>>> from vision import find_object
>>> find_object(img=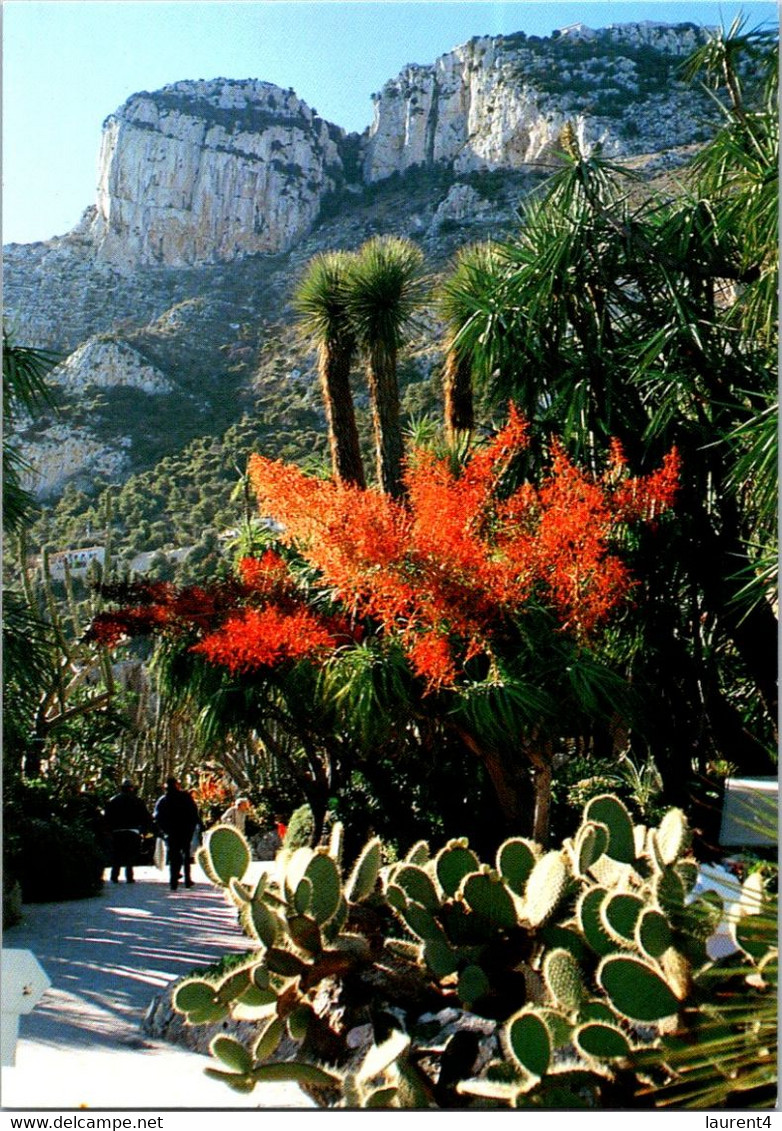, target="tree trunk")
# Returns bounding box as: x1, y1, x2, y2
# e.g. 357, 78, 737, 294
366, 343, 404, 498
320, 342, 365, 488
525, 739, 554, 846
453, 725, 534, 837
443, 346, 474, 444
